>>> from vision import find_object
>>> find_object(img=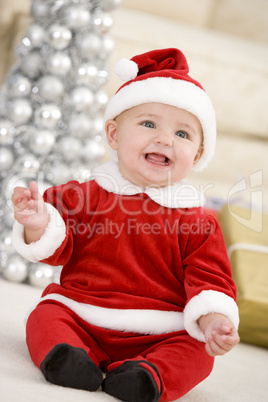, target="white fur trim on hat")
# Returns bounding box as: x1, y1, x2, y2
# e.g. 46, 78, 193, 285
183, 290, 240, 343
104, 77, 216, 171
114, 58, 138, 81
11, 203, 66, 263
